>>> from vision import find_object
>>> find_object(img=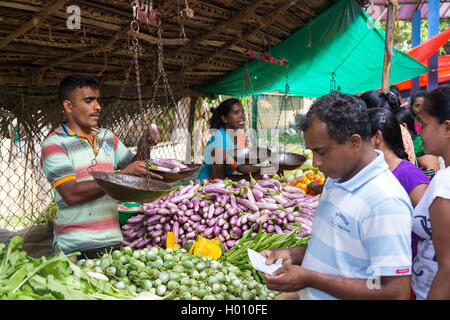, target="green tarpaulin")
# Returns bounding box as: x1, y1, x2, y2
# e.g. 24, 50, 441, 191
201, 0, 430, 98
